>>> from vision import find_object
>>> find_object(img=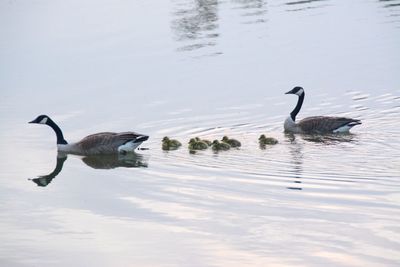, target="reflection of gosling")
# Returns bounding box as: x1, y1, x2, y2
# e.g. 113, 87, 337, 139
188, 138, 208, 150
221, 136, 241, 148
162, 136, 182, 150
211, 140, 231, 151
259, 134, 278, 145
195, 137, 212, 146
